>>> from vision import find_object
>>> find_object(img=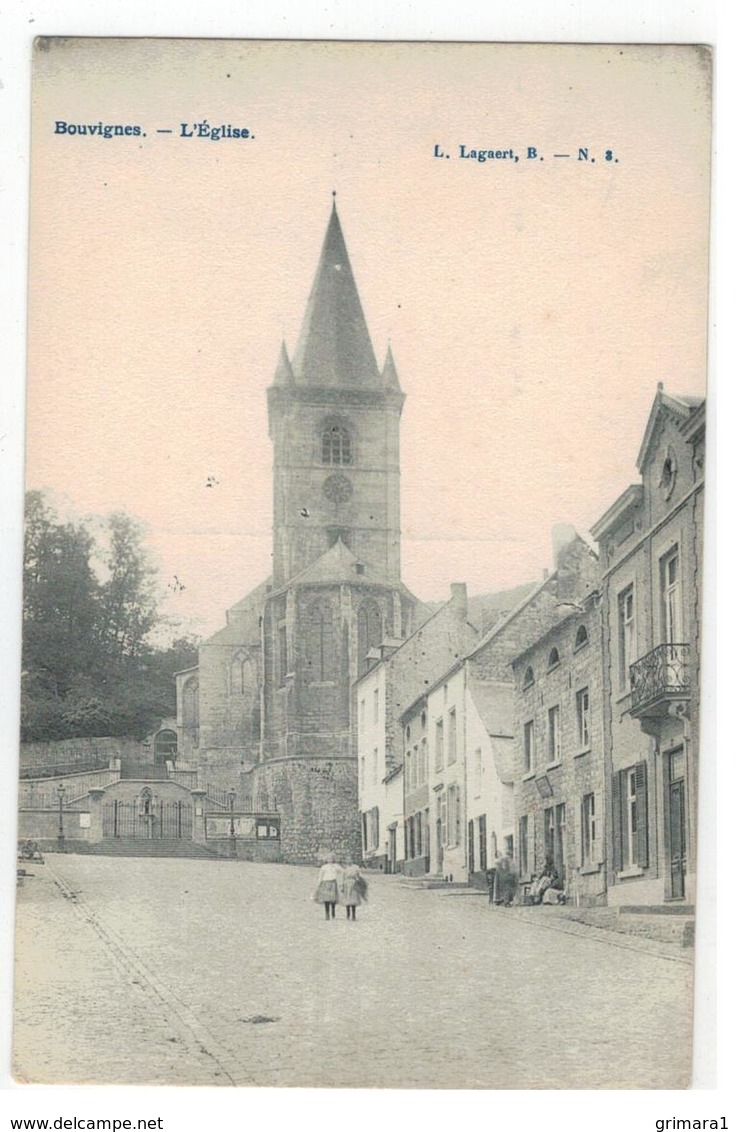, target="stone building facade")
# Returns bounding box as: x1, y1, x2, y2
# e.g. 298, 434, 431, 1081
511, 597, 607, 906
592, 386, 704, 907
356, 583, 478, 871
399, 694, 431, 877
176, 204, 427, 862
